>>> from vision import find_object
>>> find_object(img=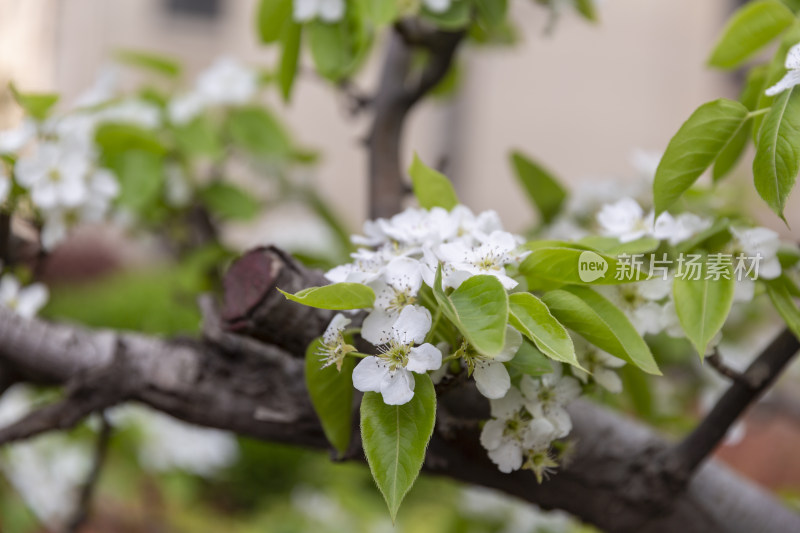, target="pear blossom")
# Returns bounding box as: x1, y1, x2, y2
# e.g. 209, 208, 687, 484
195, 57, 258, 105
765, 42, 800, 96
0, 274, 48, 318
597, 197, 653, 242
731, 226, 781, 280
361, 257, 426, 344
352, 305, 442, 405
318, 313, 355, 371
293, 0, 345, 23
520, 365, 581, 437
436, 230, 523, 289
95, 99, 161, 129
168, 92, 207, 125
0, 119, 36, 154
378, 207, 457, 249
480, 387, 559, 473
652, 212, 712, 245
598, 277, 674, 335
571, 337, 625, 393
462, 326, 523, 399
424, 0, 456, 13
0, 166, 10, 204
15, 143, 90, 209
